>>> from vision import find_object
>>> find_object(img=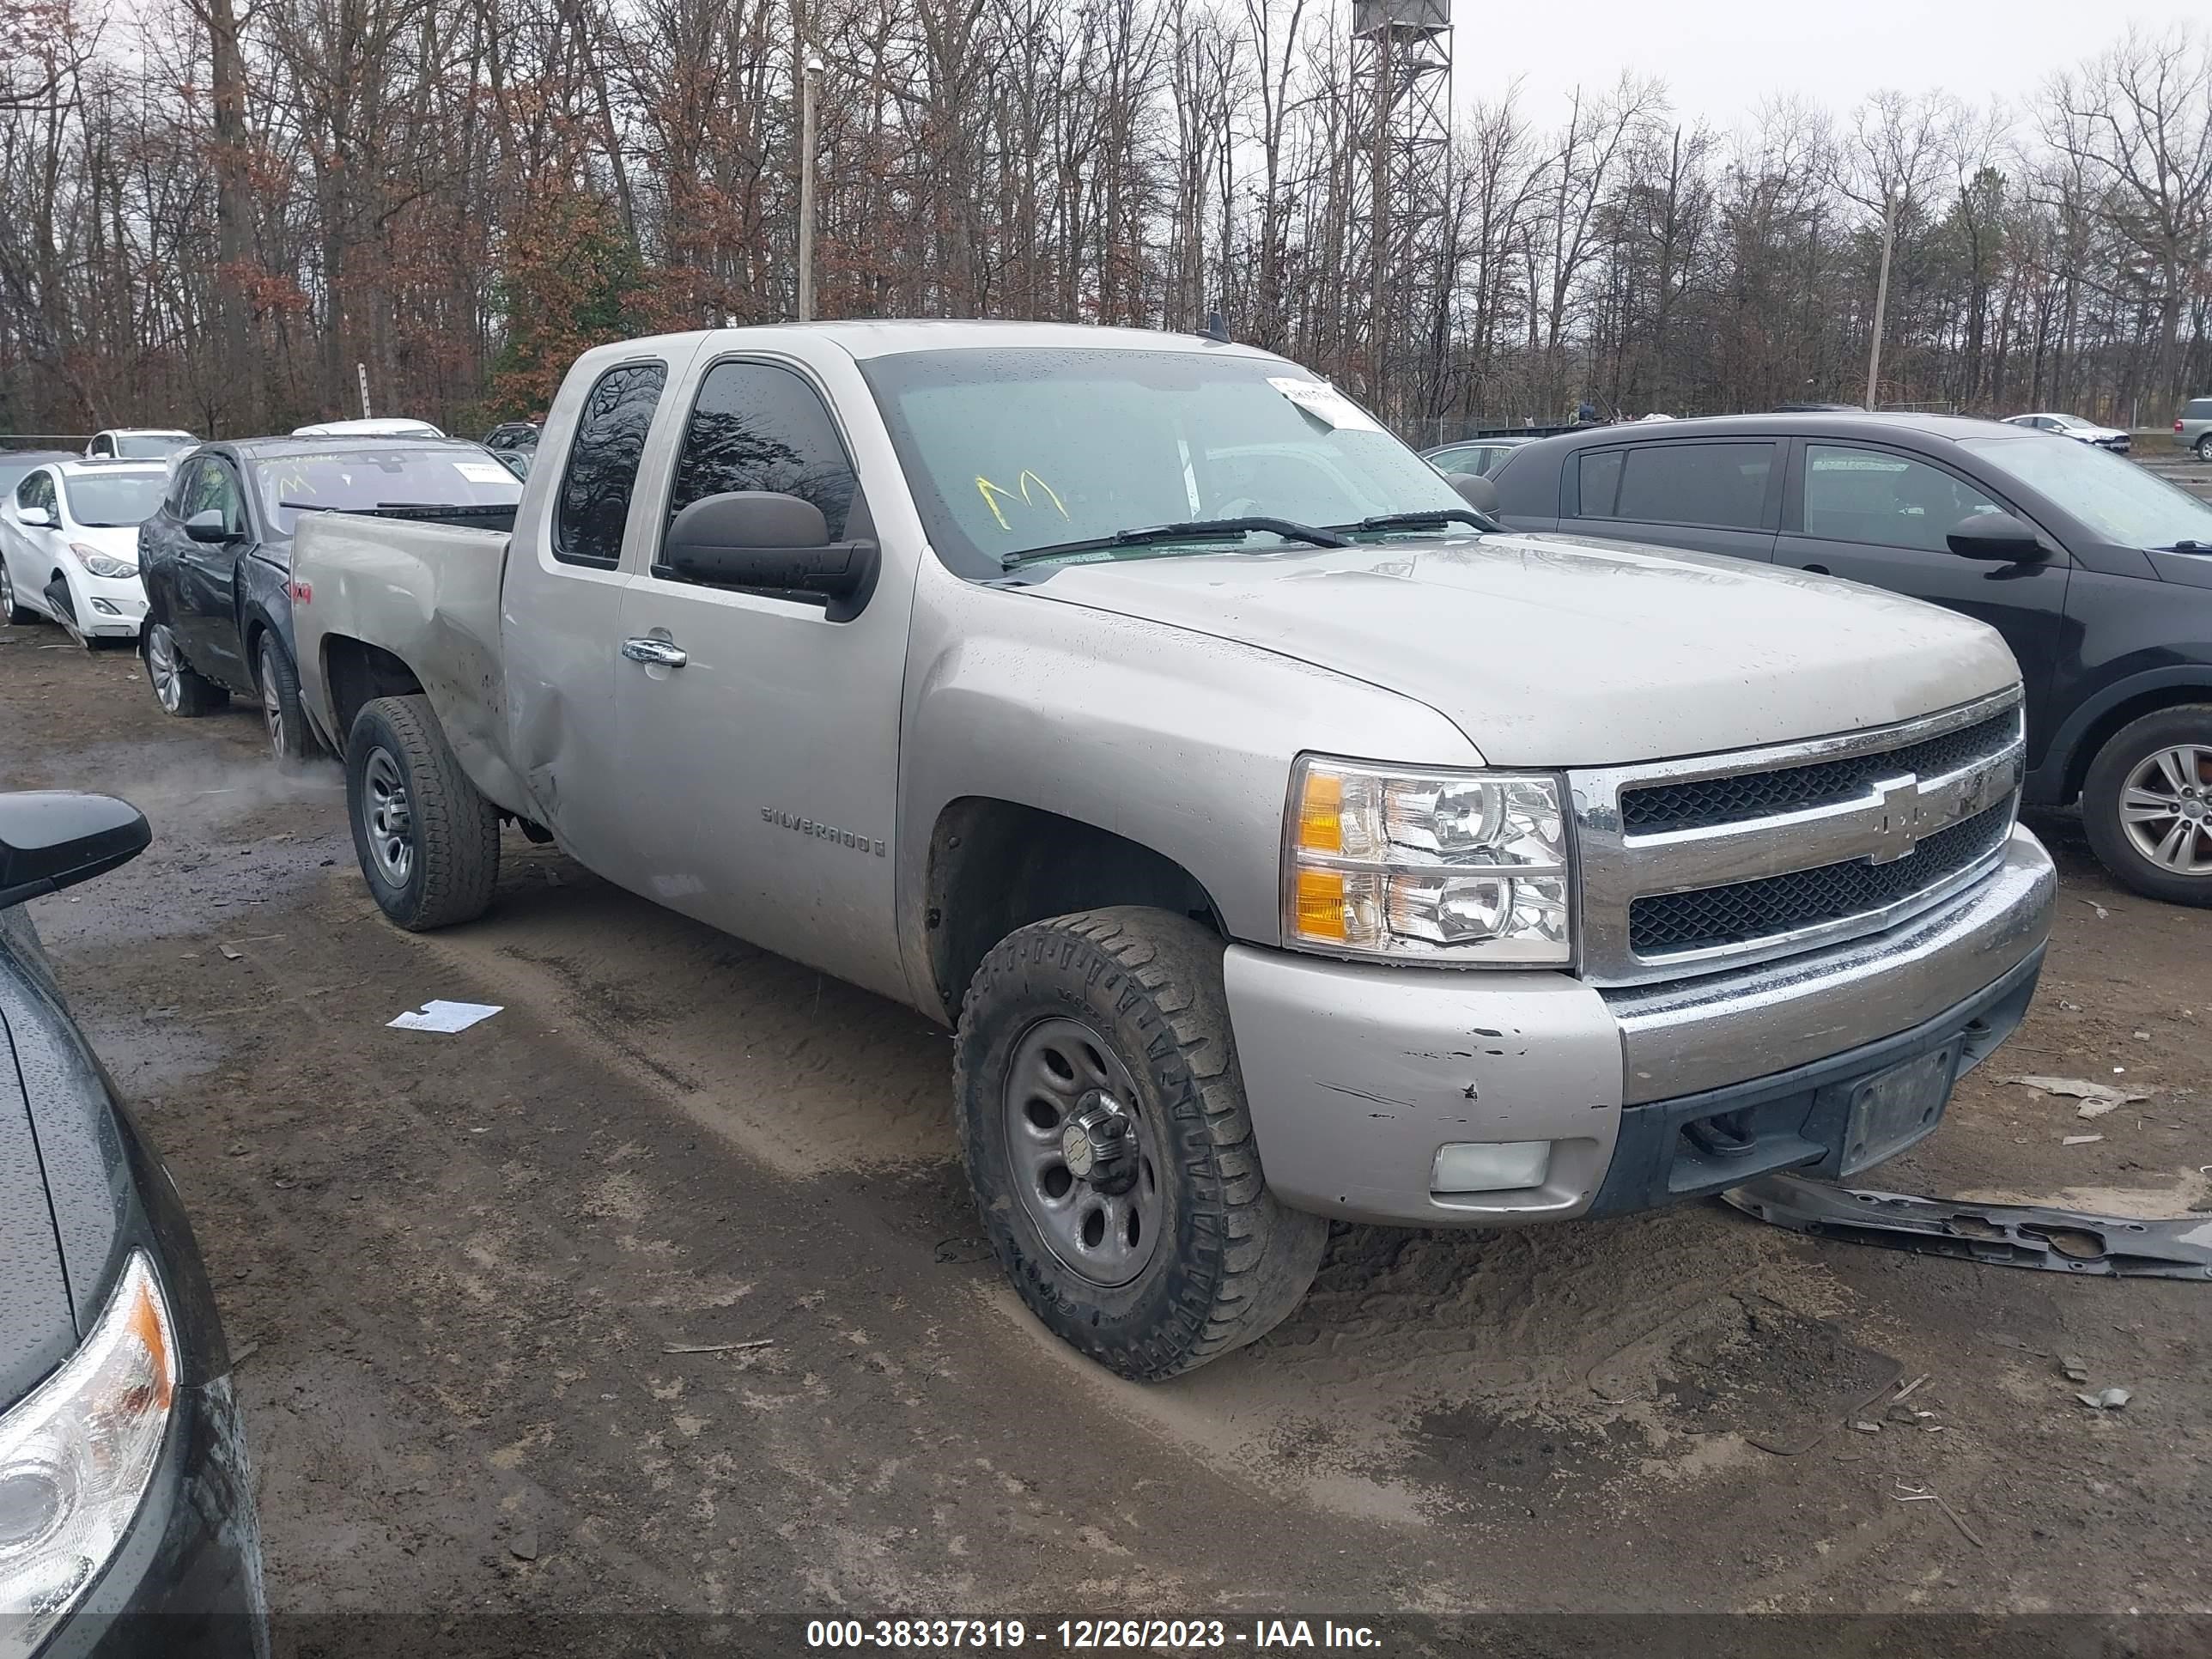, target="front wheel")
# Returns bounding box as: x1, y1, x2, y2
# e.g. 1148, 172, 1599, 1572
2081, 705, 2212, 906
345, 694, 500, 930
954, 907, 1327, 1381
256, 634, 316, 766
